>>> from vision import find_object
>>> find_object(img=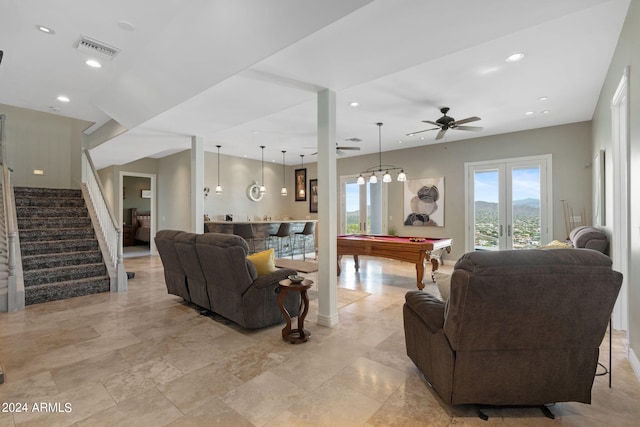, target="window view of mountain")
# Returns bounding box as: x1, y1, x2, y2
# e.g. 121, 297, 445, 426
475, 198, 541, 249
